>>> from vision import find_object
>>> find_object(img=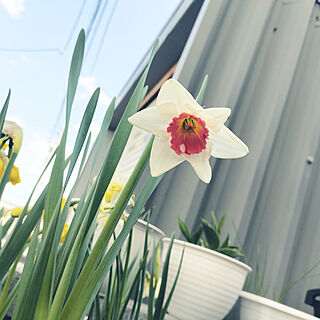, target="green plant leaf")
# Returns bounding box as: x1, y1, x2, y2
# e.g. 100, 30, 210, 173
0, 277, 19, 320
178, 218, 192, 242
66, 29, 85, 128
12, 222, 40, 319
217, 248, 243, 258
195, 74, 208, 105
77, 132, 91, 179
0, 186, 46, 280
0, 89, 10, 134
217, 214, 226, 235
211, 212, 219, 232
65, 87, 100, 184
153, 234, 175, 320
2, 217, 14, 238
0, 152, 18, 199
119, 253, 148, 320
133, 211, 150, 320
159, 247, 184, 320
201, 218, 220, 250
16, 196, 63, 320
59, 172, 163, 320
0, 247, 23, 310
58, 40, 159, 320
147, 244, 157, 320
190, 224, 203, 244
86, 40, 158, 229
221, 235, 230, 248
0, 148, 57, 281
